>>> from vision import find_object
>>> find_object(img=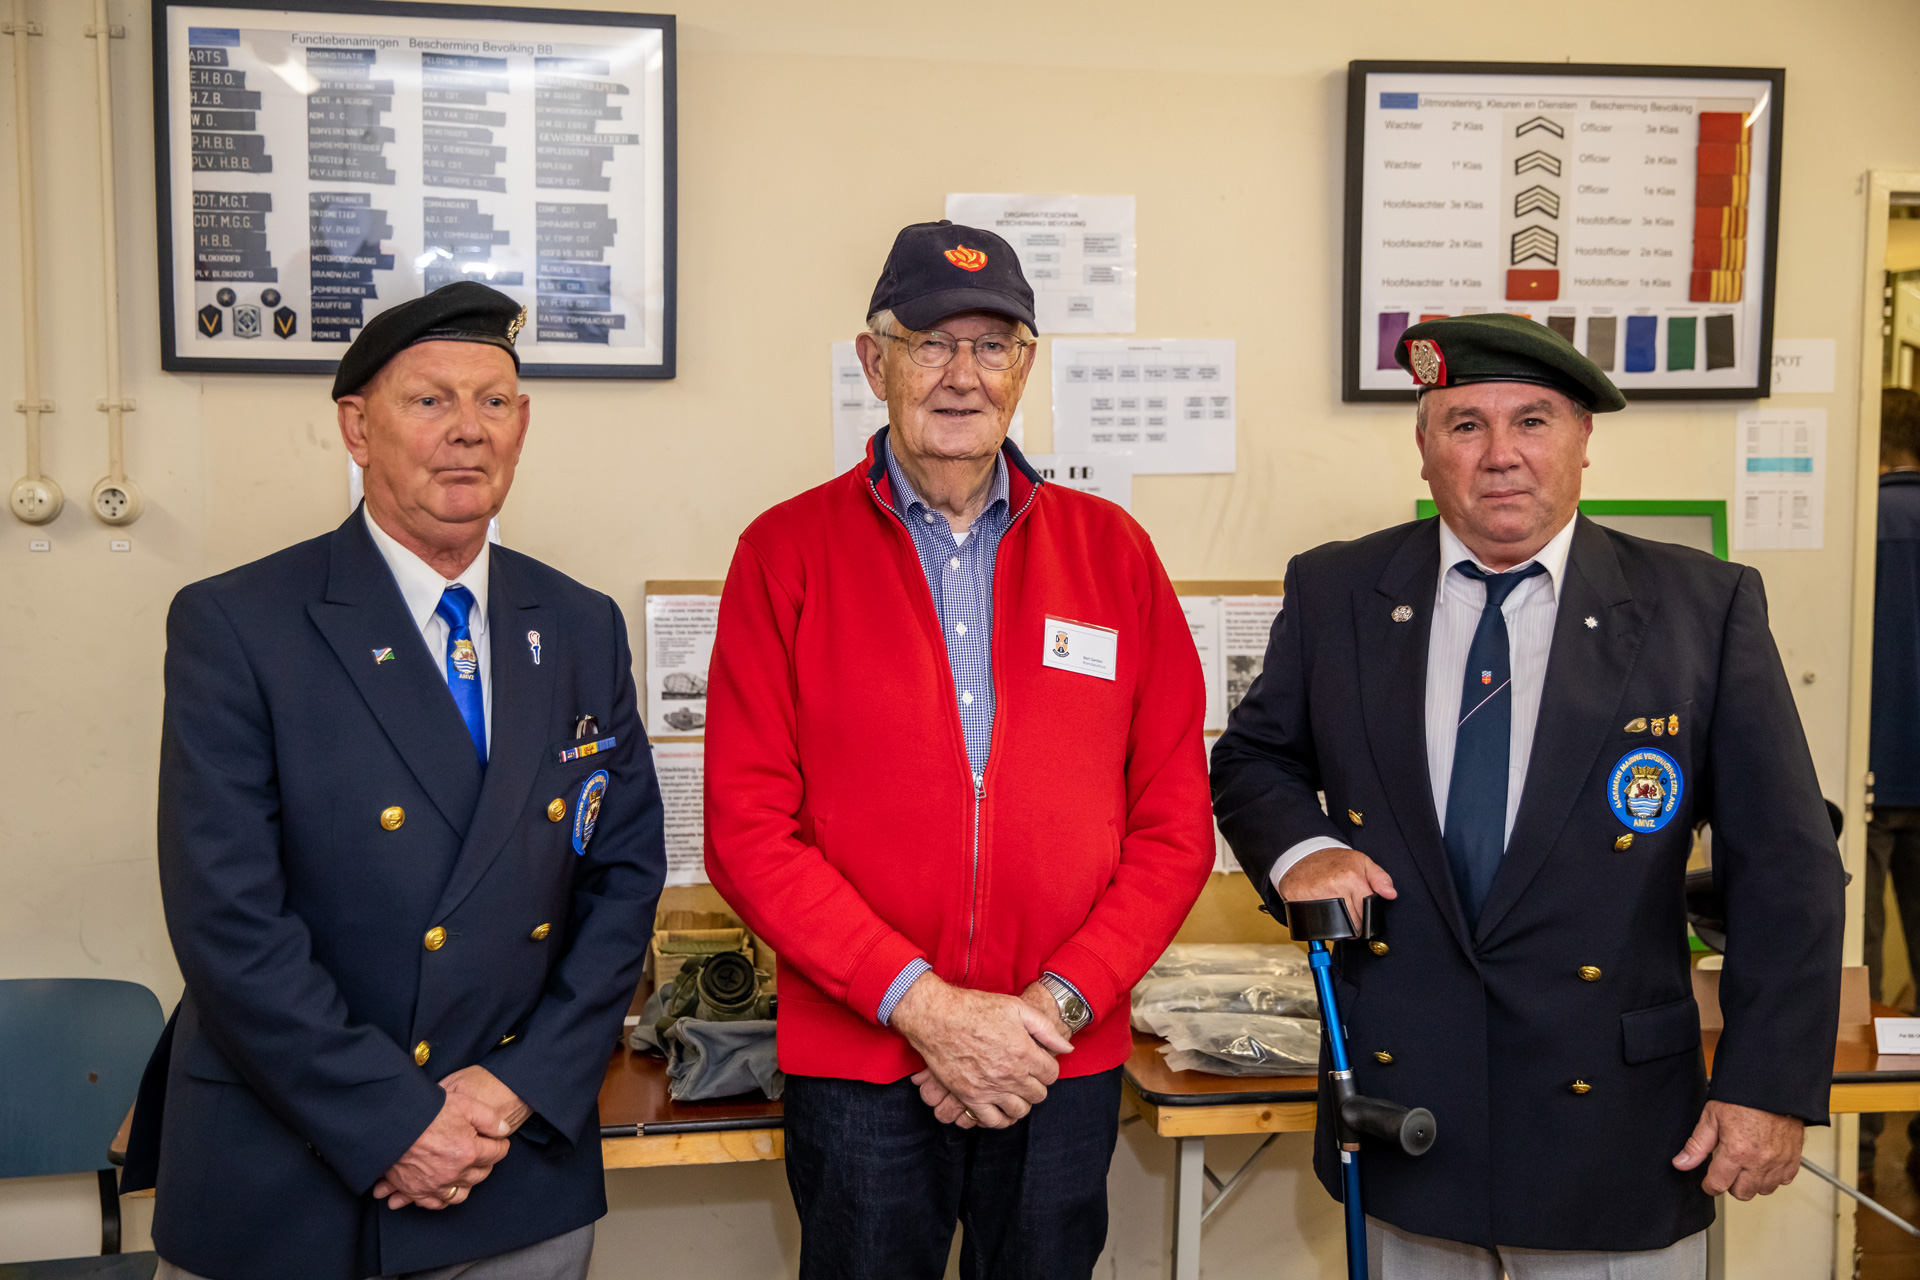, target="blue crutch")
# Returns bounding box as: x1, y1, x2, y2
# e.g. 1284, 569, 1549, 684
1283, 896, 1437, 1280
